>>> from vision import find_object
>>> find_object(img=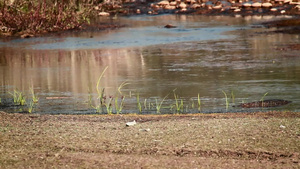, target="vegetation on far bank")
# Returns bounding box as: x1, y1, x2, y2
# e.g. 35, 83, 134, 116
0, 0, 97, 37
1, 0, 300, 37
